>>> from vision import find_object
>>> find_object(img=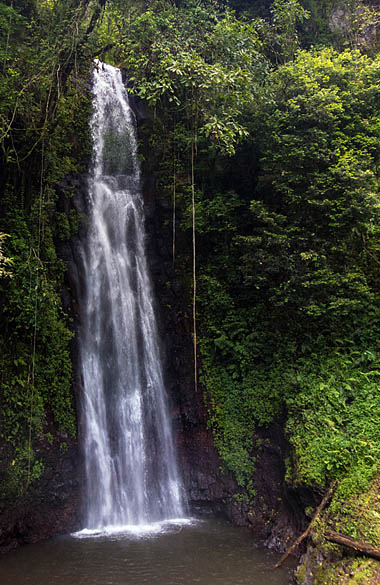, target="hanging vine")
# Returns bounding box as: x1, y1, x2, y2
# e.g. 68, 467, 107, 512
191, 134, 197, 393
26, 139, 45, 489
